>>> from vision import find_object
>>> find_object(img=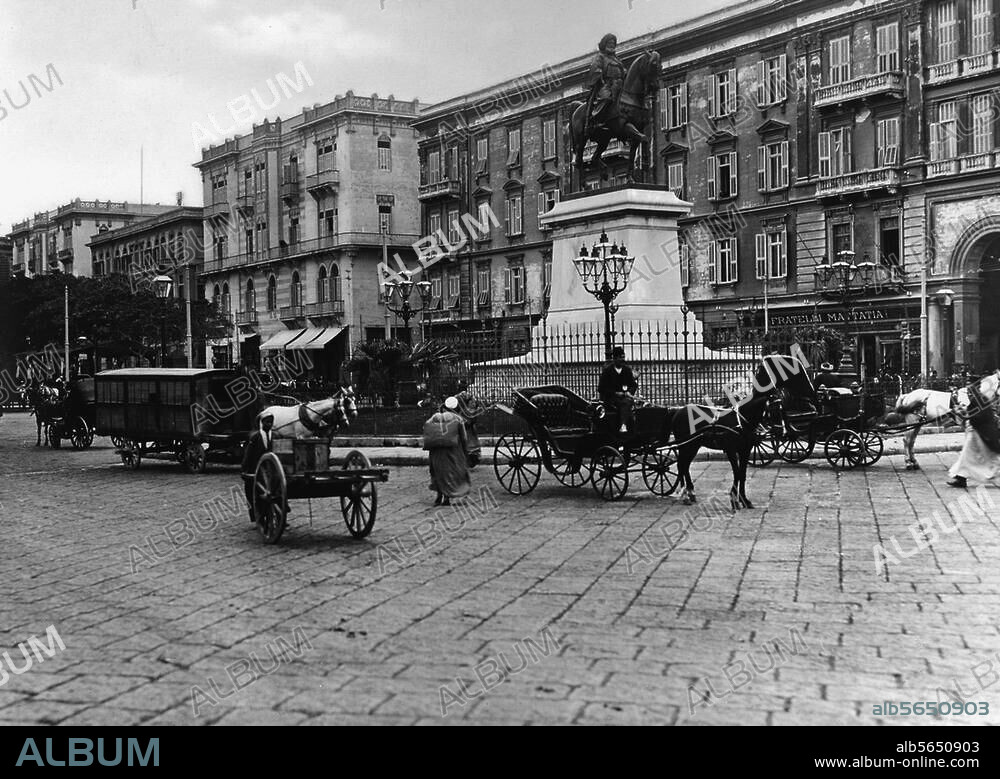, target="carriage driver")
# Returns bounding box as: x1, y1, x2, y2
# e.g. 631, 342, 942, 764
241, 413, 275, 523
599, 347, 639, 434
